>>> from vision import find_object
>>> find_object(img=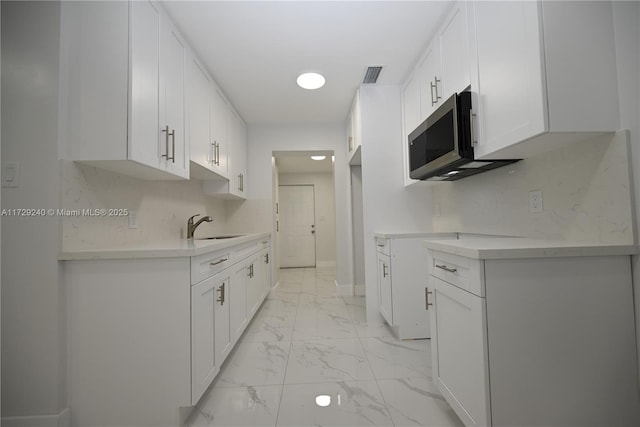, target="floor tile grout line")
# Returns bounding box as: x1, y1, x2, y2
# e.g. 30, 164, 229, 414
274, 268, 304, 427
356, 331, 398, 427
